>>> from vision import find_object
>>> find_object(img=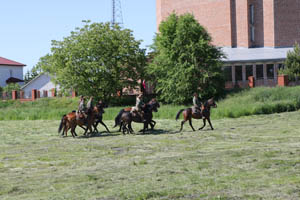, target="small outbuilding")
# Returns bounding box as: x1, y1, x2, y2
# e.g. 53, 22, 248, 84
21, 73, 60, 98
